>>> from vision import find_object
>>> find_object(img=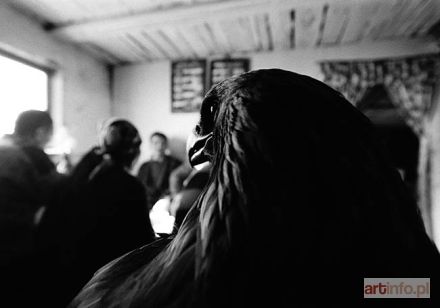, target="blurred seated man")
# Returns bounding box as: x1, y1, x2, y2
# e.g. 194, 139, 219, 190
169, 160, 193, 199
148, 156, 194, 235
170, 162, 211, 229
137, 132, 182, 210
